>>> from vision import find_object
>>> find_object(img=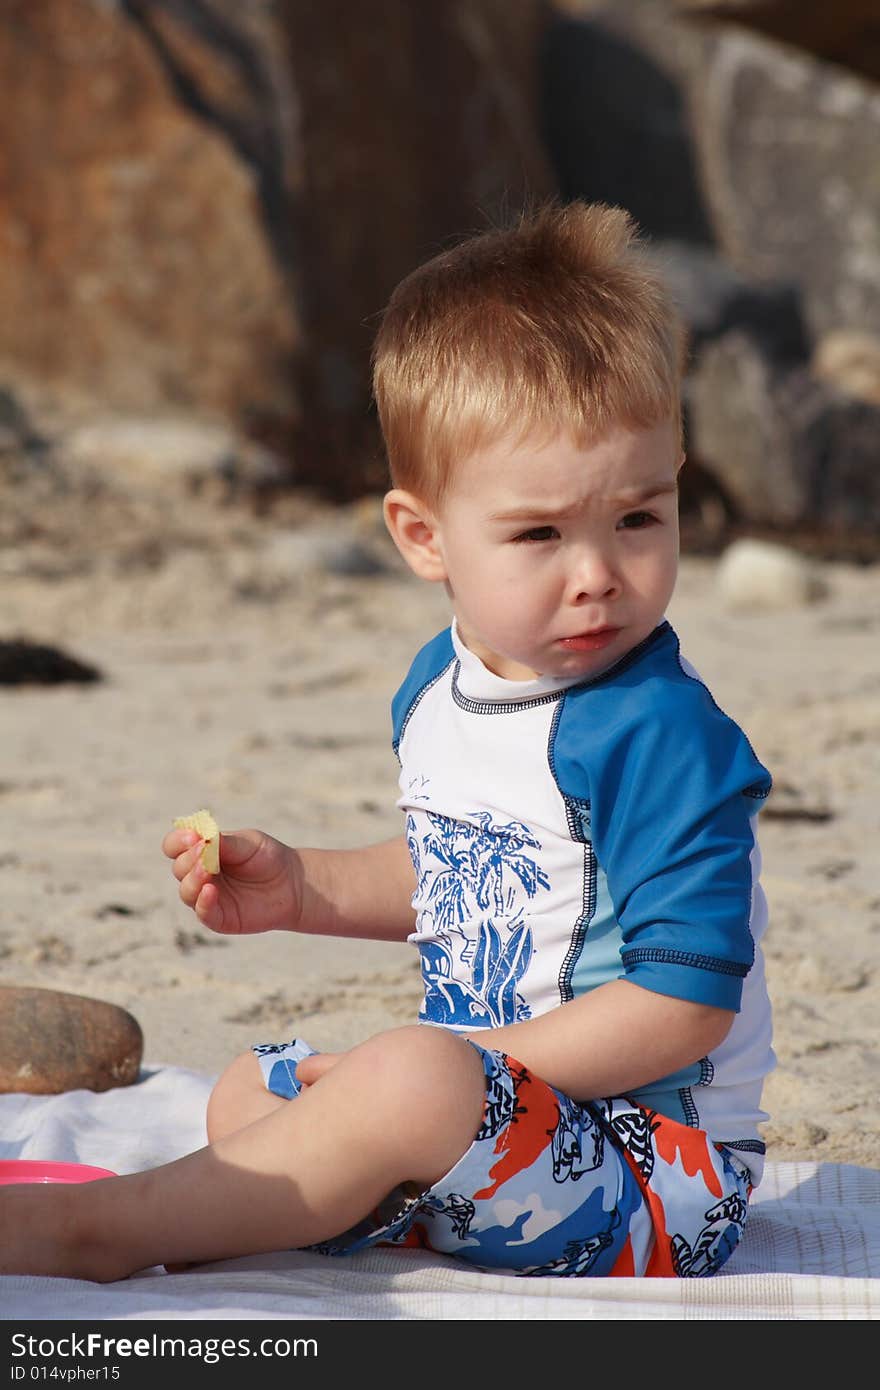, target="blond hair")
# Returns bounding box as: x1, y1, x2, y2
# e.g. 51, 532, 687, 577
372, 201, 687, 504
